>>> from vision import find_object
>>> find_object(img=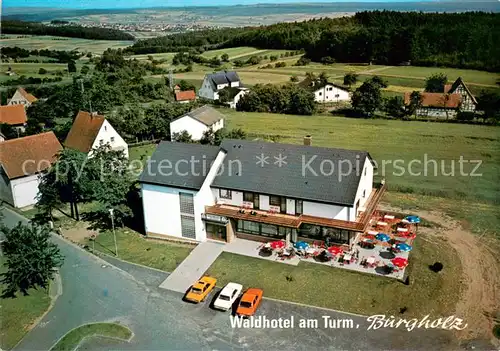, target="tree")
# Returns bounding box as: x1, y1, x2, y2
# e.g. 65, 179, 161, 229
269, 55, 278, 62
172, 130, 193, 143
407, 91, 424, 118
290, 75, 299, 83
368, 76, 388, 89
178, 79, 195, 92
200, 128, 216, 145
80, 65, 90, 75
221, 53, 229, 62
425, 73, 447, 92
343, 73, 358, 89
218, 87, 232, 104
476, 91, 500, 122
351, 81, 383, 117
294, 57, 311, 66
318, 72, 328, 84
0, 123, 18, 139
383, 96, 405, 118
236, 91, 264, 112
0, 223, 63, 297
67, 60, 77, 73
38, 68, 47, 74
